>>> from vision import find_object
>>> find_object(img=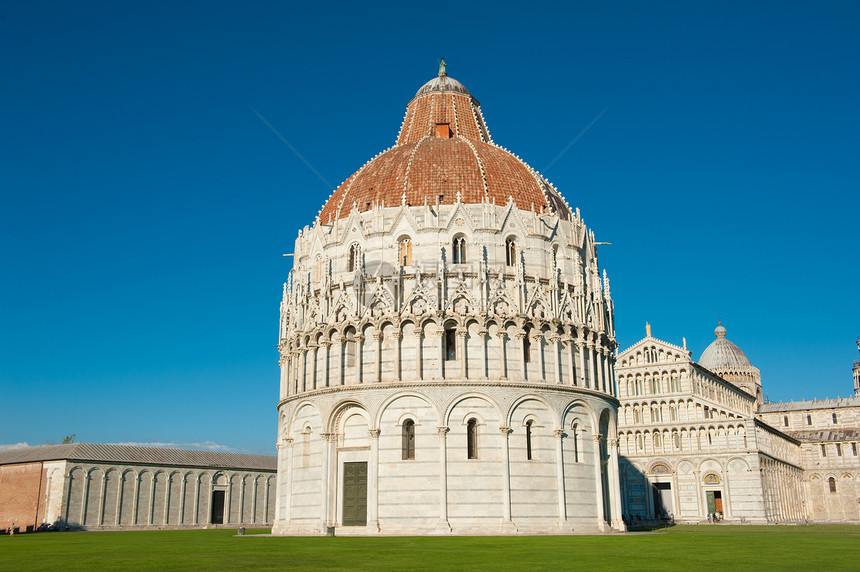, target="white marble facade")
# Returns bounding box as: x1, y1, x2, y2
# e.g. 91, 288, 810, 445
273, 61, 632, 537
273, 198, 624, 535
